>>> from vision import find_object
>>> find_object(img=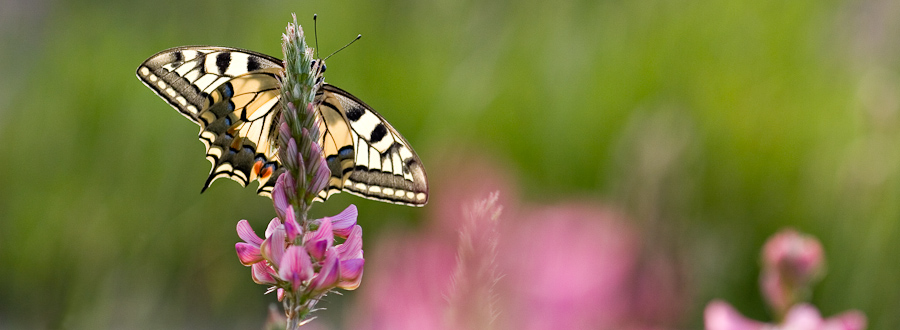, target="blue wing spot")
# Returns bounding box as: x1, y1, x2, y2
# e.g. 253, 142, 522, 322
338, 146, 354, 158
222, 82, 234, 98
